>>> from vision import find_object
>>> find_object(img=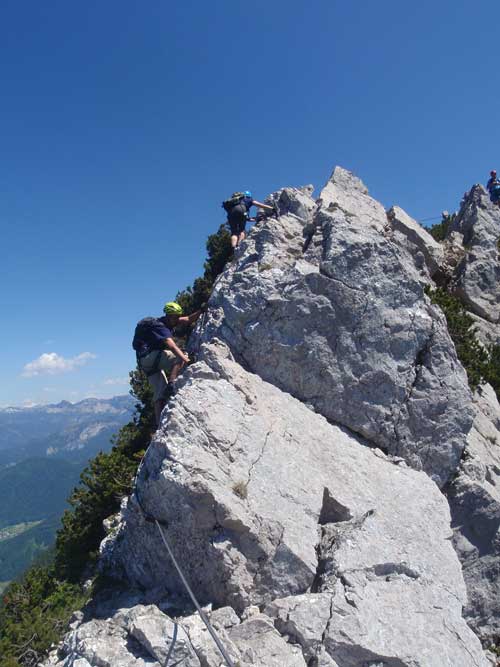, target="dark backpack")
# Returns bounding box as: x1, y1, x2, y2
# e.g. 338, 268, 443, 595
132, 317, 163, 353
222, 192, 245, 213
